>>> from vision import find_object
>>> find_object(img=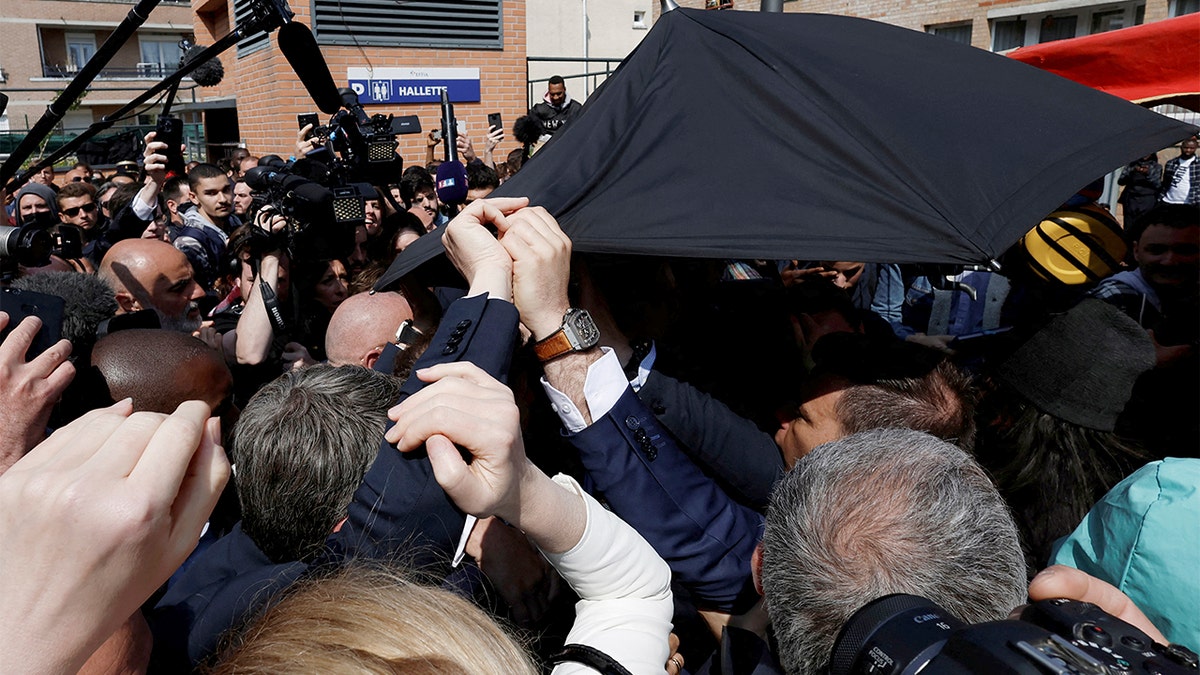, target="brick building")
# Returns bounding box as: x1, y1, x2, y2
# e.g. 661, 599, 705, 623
0, 0, 202, 160
660, 0, 1196, 51
188, 0, 529, 165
